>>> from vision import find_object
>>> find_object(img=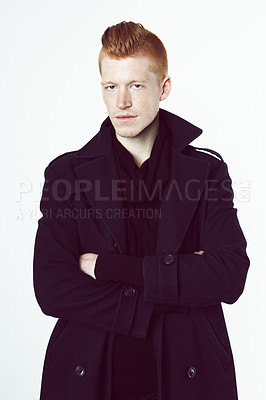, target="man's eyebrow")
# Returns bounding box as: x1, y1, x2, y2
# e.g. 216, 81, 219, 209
101, 80, 147, 86
101, 81, 116, 86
